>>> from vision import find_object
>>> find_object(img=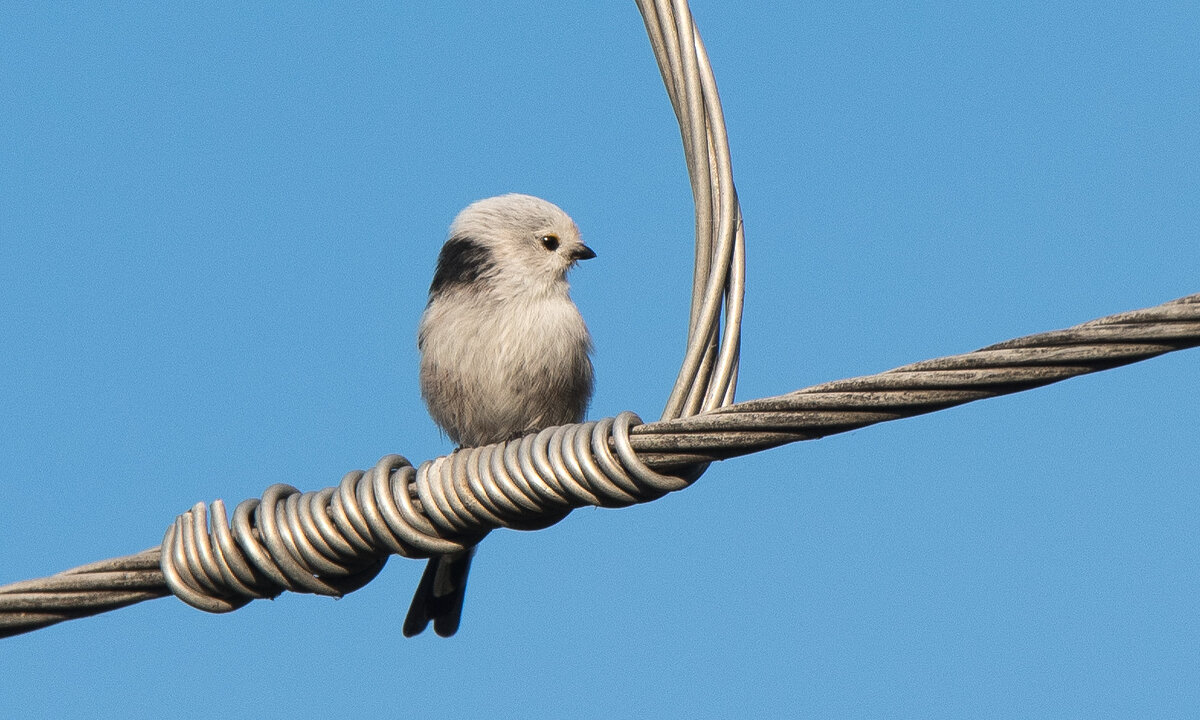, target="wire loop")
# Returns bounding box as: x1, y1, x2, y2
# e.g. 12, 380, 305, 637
160, 413, 699, 612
